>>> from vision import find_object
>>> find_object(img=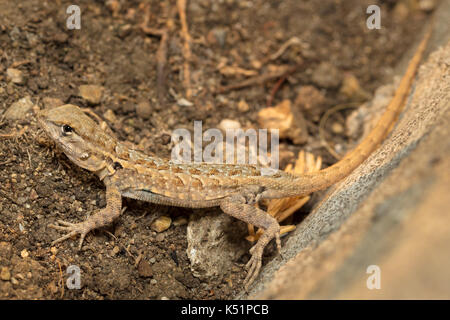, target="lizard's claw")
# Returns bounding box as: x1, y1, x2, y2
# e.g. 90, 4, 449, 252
48, 220, 92, 250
